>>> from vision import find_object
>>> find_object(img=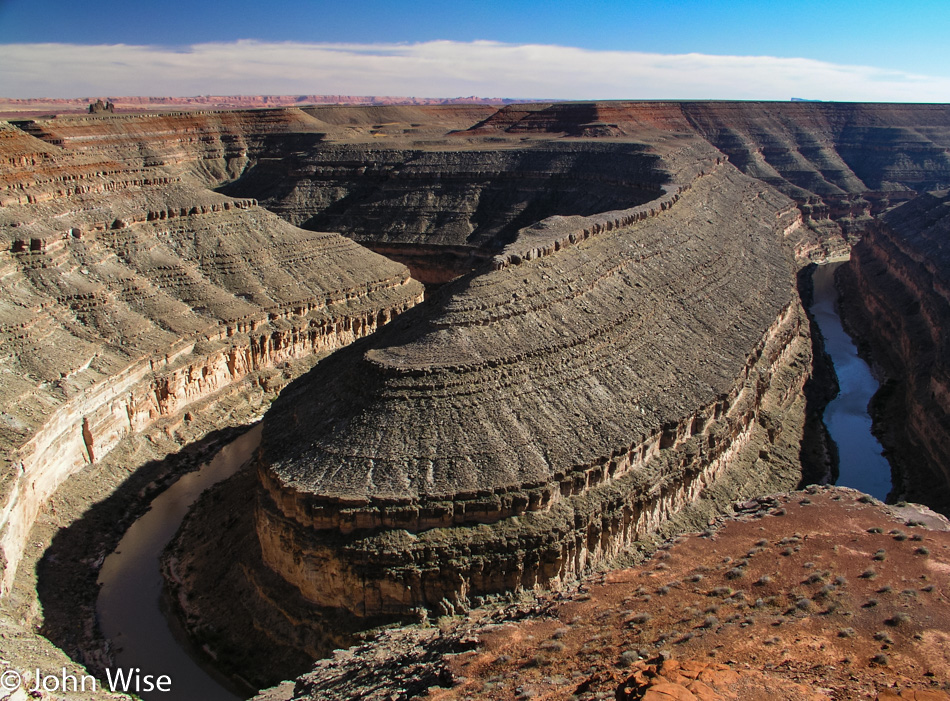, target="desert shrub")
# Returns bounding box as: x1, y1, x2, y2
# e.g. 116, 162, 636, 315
885, 613, 910, 627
